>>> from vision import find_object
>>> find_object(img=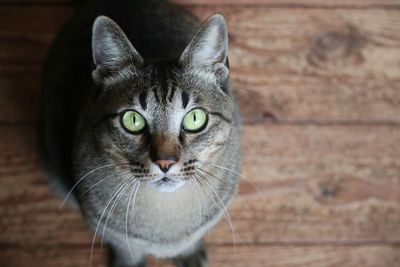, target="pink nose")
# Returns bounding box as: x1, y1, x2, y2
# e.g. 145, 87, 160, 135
154, 159, 176, 173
